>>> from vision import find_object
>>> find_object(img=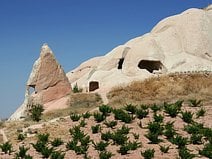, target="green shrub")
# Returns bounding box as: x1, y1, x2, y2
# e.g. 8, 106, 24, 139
104, 120, 117, 129
70, 113, 81, 122
15, 146, 30, 158
145, 121, 163, 144
99, 151, 113, 159
159, 145, 170, 153
82, 112, 91, 119
175, 100, 184, 107
99, 105, 112, 116
91, 124, 101, 134
101, 131, 112, 141
190, 134, 203, 145
150, 104, 162, 113
127, 140, 141, 150
171, 135, 188, 149
136, 108, 149, 119
153, 113, 164, 123
67, 127, 90, 155
181, 111, 193, 123
147, 121, 163, 135
203, 127, 212, 143
17, 133, 25, 141
116, 125, 131, 135
184, 122, 204, 134
145, 132, 161, 144
41, 146, 54, 158
113, 108, 133, 123
196, 107, 206, 118
141, 148, 155, 159
51, 138, 63, 147
72, 83, 82, 93
164, 101, 182, 117
66, 139, 77, 150
164, 121, 176, 139
199, 143, 212, 158
50, 151, 65, 159
124, 104, 137, 114
94, 112, 106, 123
28, 104, 44, 122
79, 119, 87, 127
74, 145, 89, 155
69, 125, 86, 141
118, 144, 130, 155
31, 141, 46, 152
37, 133, 49, 144
0, 141, 13, 154
140, 104, 149, 110
111, 131, 128, 145
189, 99, 202, 107
80, 135, 91, 147
92, 141, 109, 151
179, 147, 195, 159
